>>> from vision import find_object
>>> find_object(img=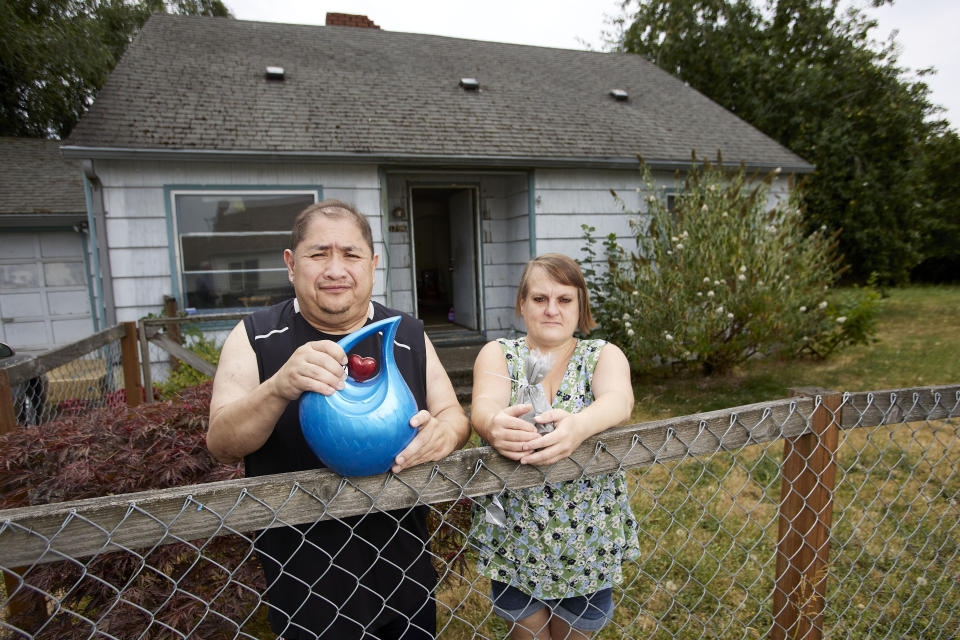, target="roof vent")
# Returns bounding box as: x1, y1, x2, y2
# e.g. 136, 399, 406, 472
266, 66, 285, 81
459, 78, 480, 91
610, 88, 629, 101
